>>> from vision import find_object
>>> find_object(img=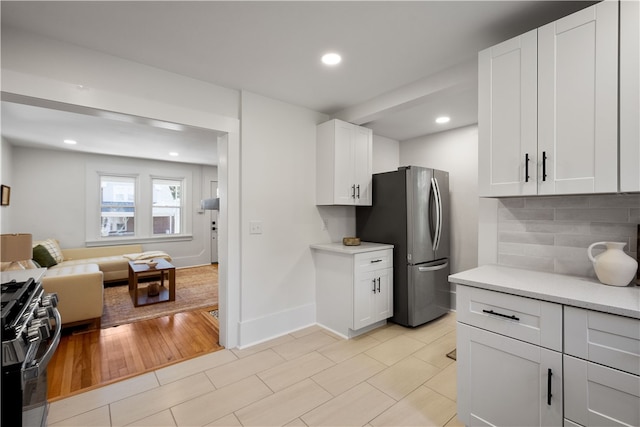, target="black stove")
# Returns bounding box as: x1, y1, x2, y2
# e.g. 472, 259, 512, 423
1, 275, 60, 427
